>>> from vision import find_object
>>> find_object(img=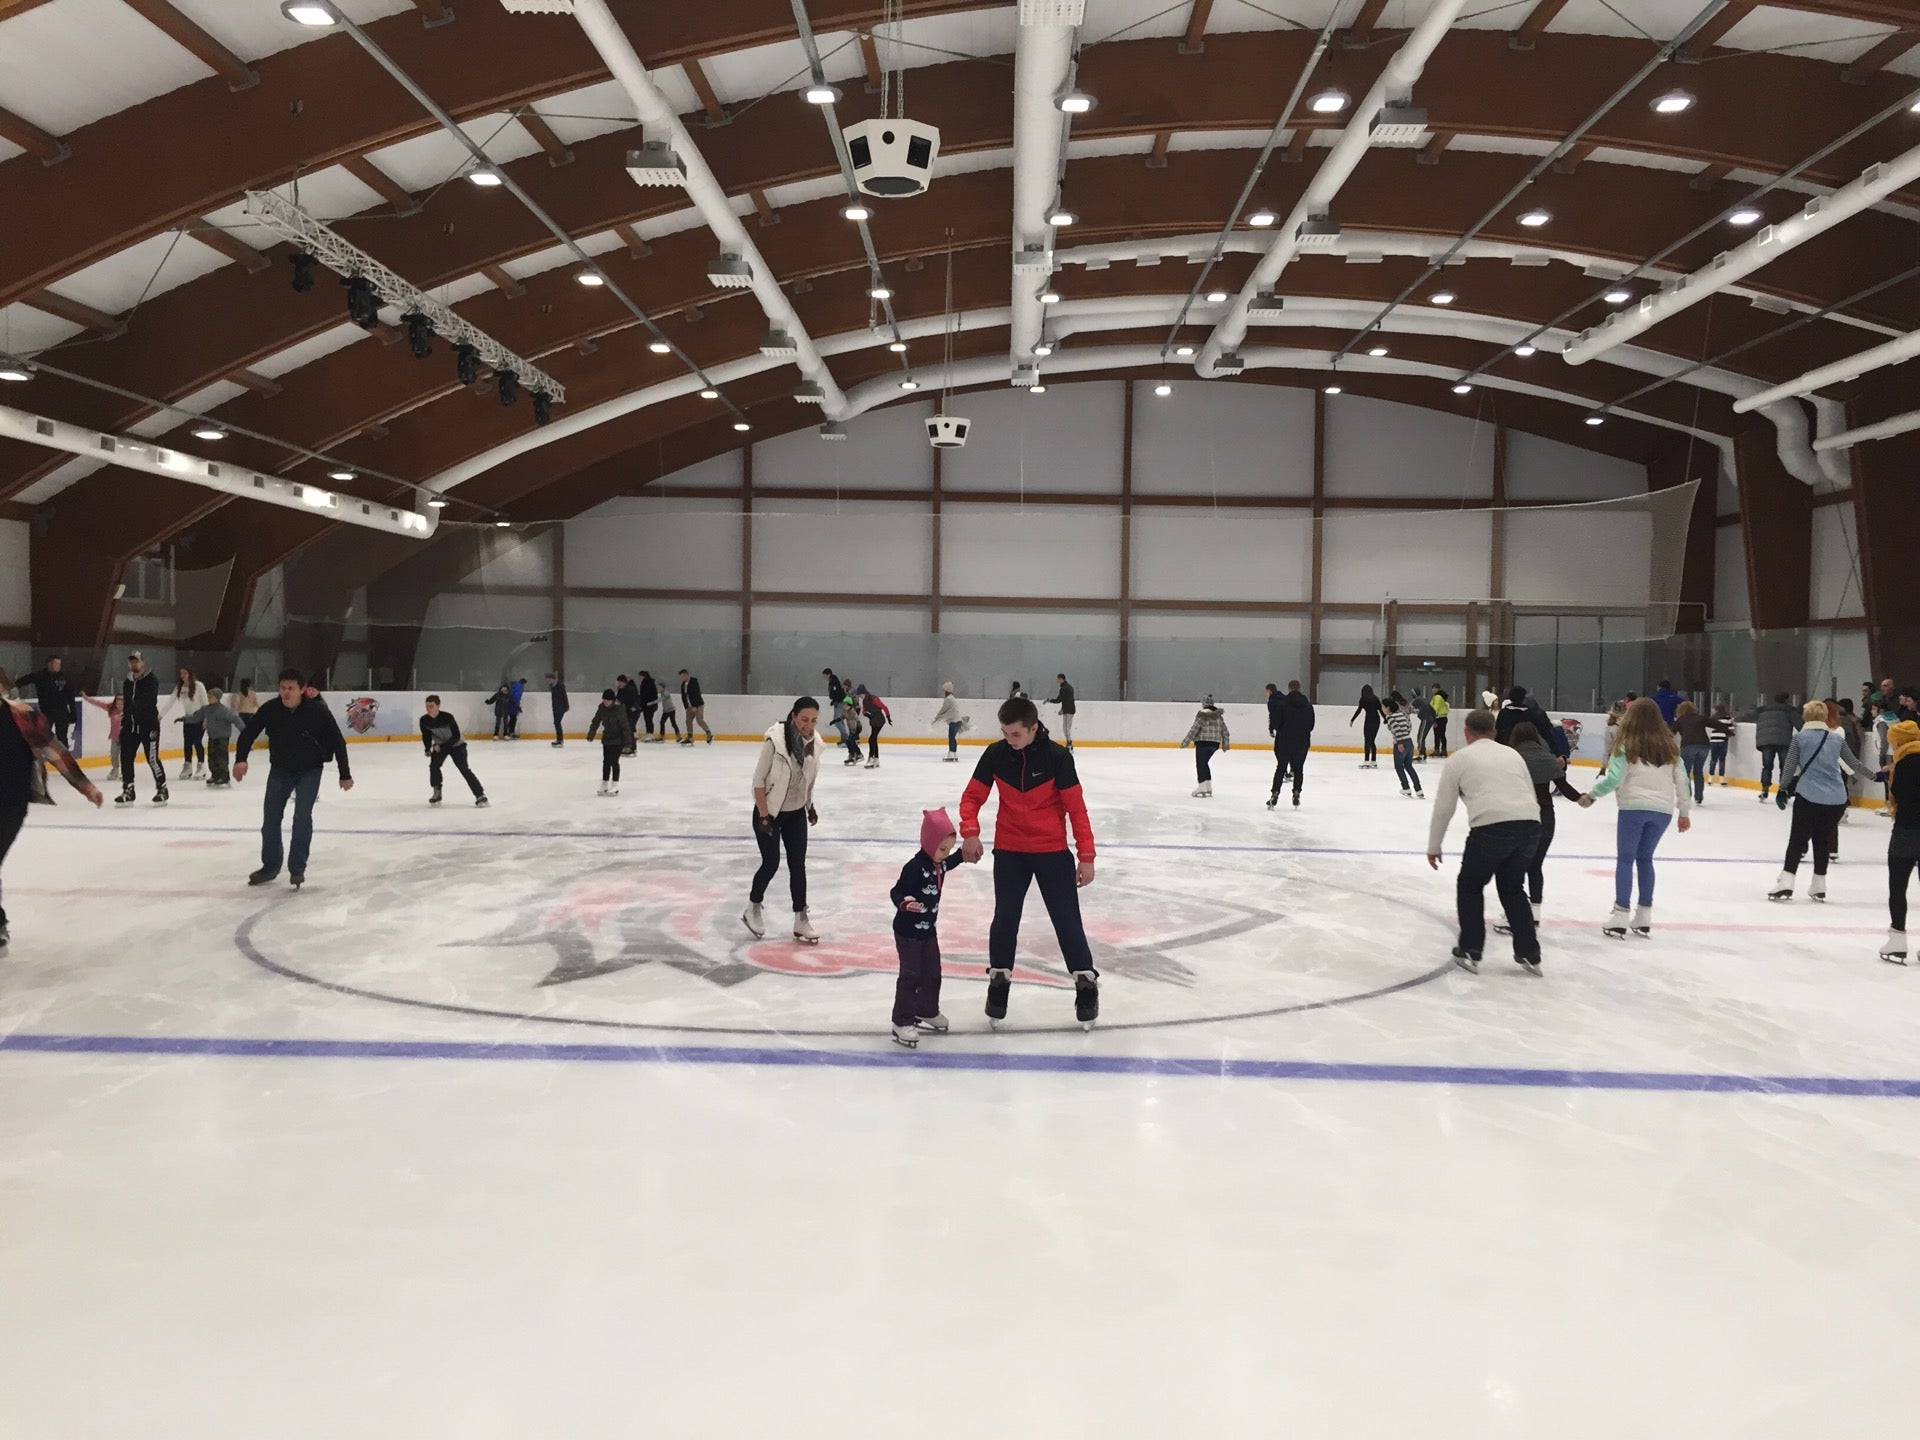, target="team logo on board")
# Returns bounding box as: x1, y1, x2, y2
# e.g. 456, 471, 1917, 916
344, 697, 379, 734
